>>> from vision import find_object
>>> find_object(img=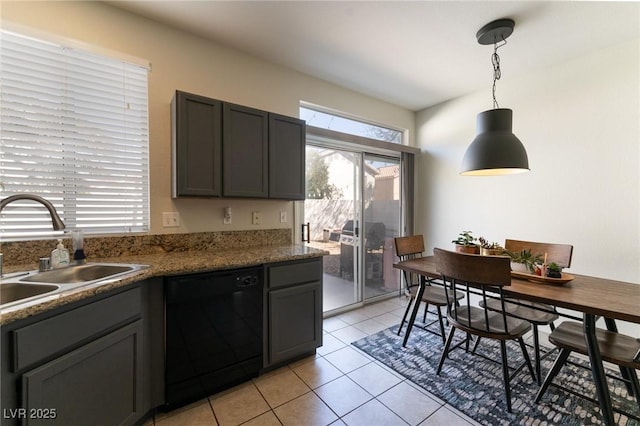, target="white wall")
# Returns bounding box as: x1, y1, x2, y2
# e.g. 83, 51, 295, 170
1, 1, 414, 237
416, 39, 639, 335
